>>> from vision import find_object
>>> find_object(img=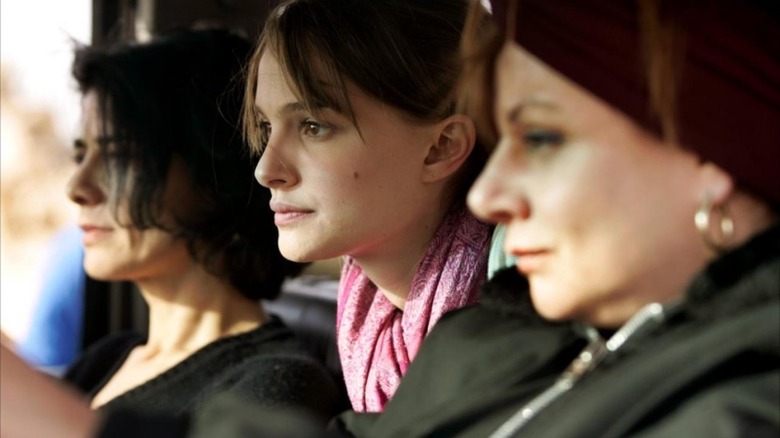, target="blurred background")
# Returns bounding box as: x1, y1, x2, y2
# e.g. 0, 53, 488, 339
1, 0, 91, 343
